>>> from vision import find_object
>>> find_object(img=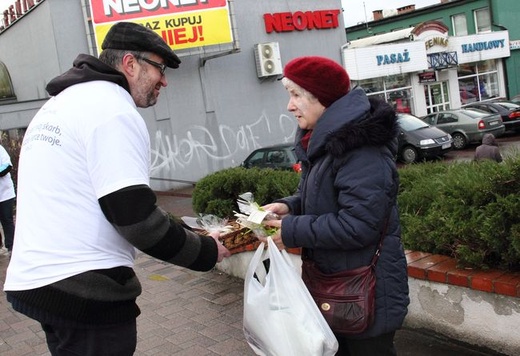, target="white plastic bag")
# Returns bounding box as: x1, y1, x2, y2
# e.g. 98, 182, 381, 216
243, 237, 338, 356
